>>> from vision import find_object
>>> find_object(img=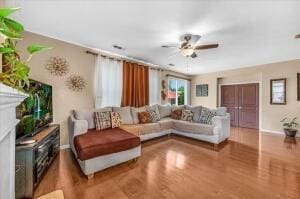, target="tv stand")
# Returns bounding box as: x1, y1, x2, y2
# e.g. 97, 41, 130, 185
15, 125, 60, 199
